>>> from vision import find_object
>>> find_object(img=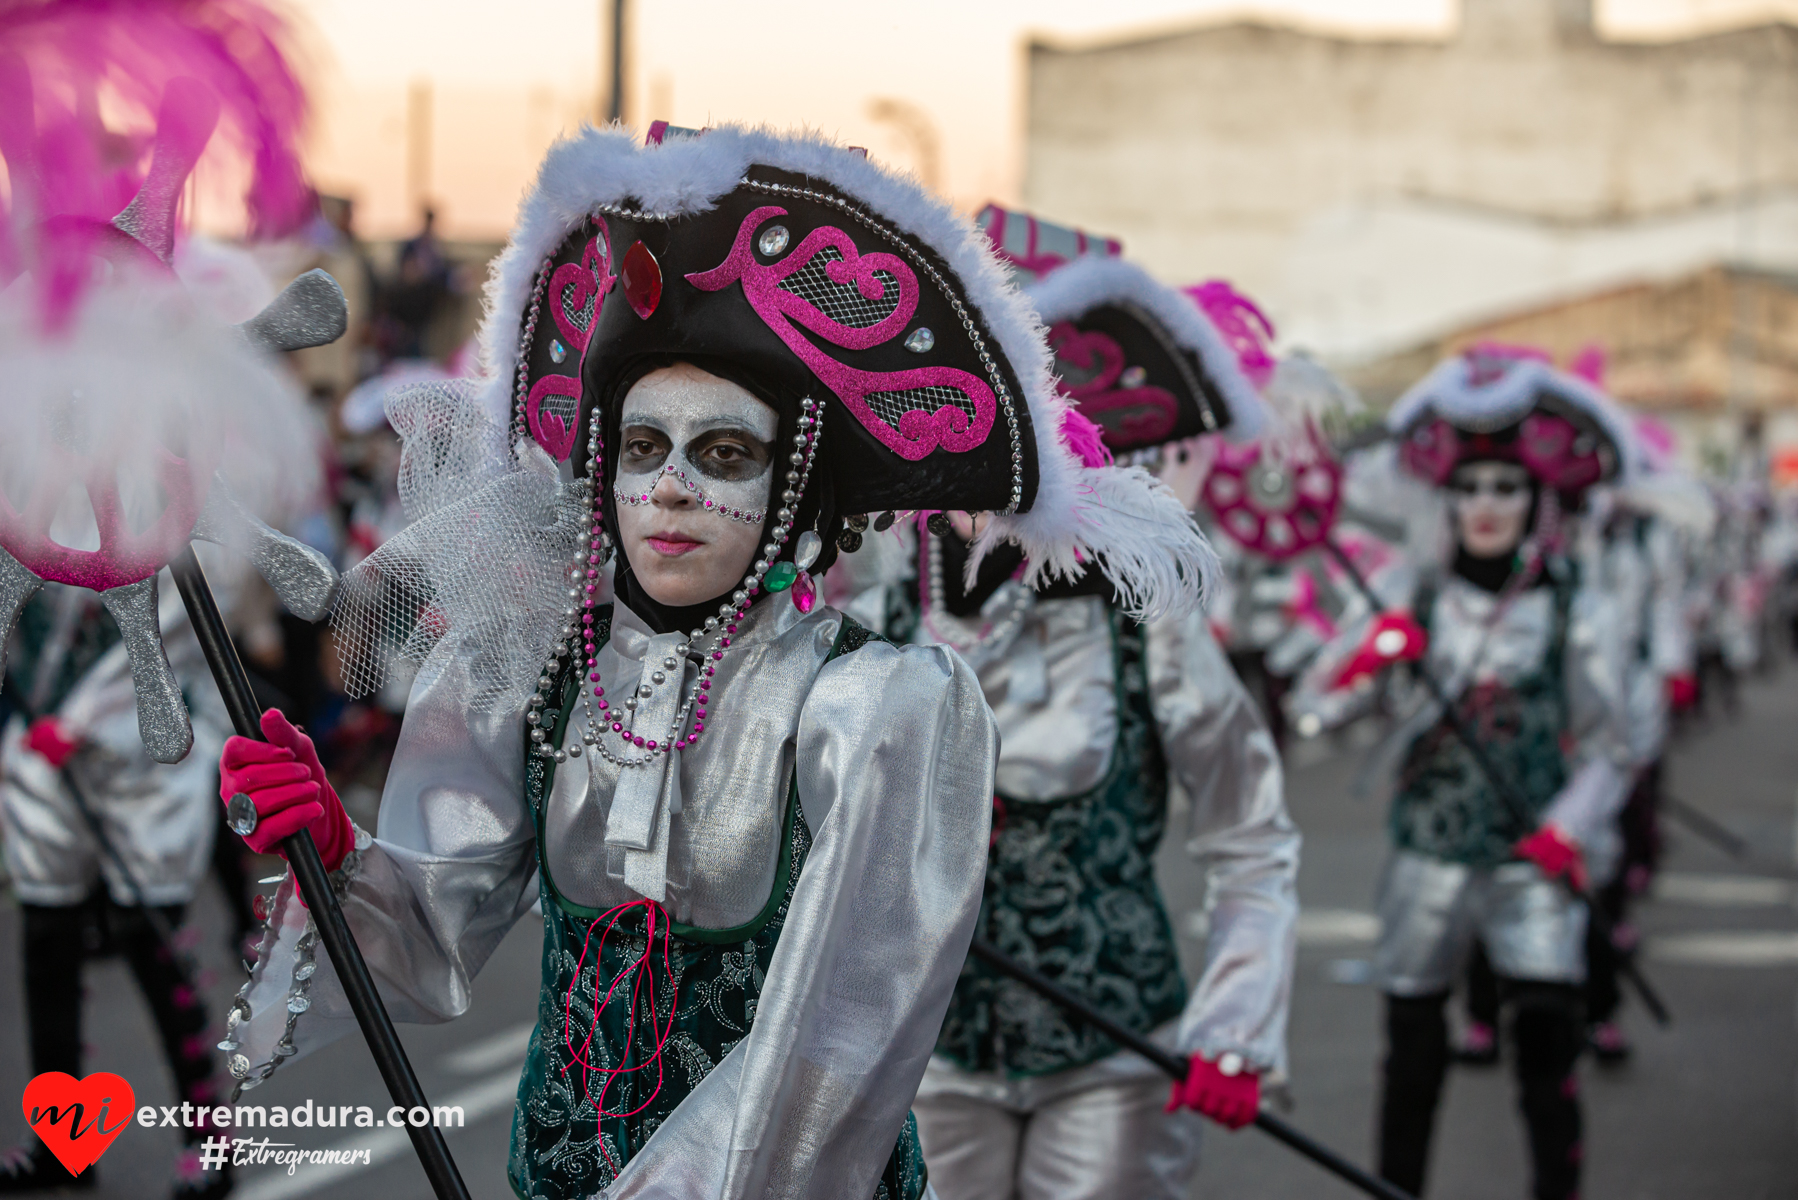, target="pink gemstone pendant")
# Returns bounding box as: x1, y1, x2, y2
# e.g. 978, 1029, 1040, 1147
791, 568, 816, 614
